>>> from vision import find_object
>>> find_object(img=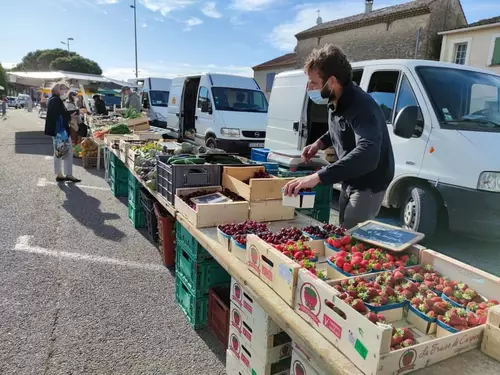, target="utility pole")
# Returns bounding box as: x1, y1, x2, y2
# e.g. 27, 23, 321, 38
131, 0, 138, 78
61, 37, 74, 54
